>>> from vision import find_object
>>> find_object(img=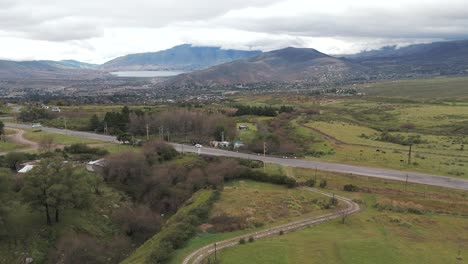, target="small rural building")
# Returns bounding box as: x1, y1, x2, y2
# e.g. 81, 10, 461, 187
18, 164, 35, 174
210, 141, 230, 148
233, 141, 245, 149
17, 161, 39, 173
86, 159, 107, 173
31, 123, 42, 131
51, 107, 61, 112
238, 125, 249, 130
